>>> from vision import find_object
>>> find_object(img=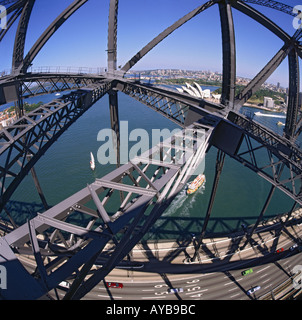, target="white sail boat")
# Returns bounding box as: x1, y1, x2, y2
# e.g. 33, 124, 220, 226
90, 152, 95, 170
